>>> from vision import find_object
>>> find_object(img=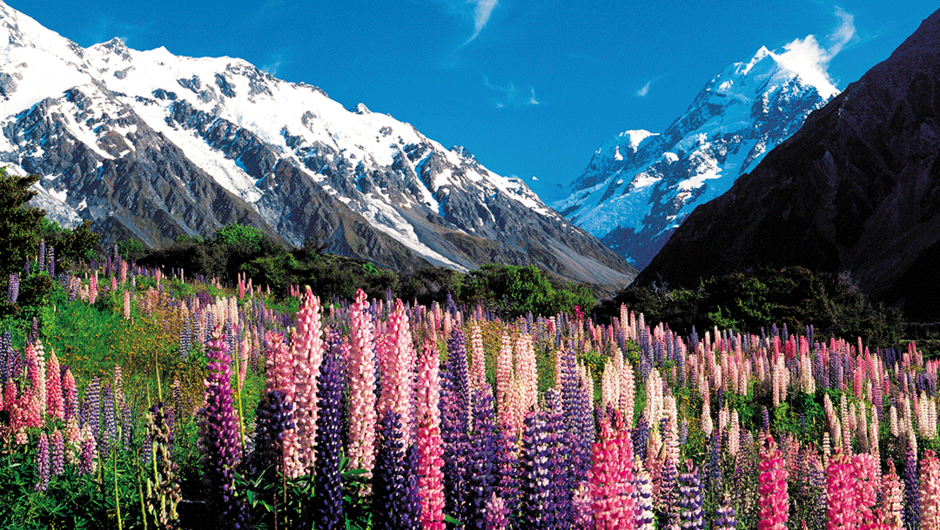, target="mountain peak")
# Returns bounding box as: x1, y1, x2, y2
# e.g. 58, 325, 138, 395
637, 7, 940, 320
555, 40, 837, 269
0, 1, 636, 292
